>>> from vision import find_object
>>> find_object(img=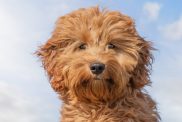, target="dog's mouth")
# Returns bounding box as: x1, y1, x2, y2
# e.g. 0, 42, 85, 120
81, 77, 114, 87
93, 76, 102, 80
93, 75, 114, 84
